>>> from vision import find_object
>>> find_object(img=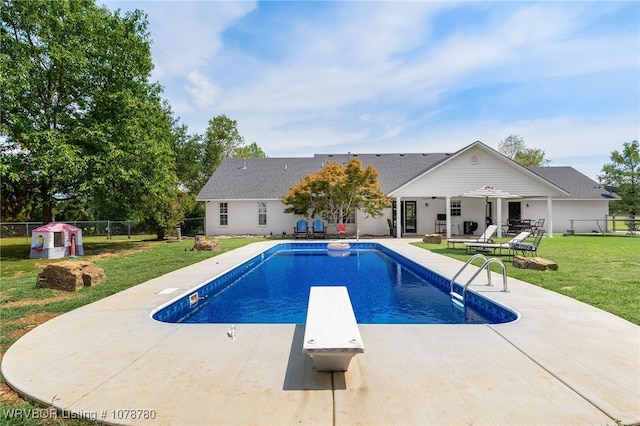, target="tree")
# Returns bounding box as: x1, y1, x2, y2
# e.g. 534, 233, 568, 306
498, 134, 550, 166
202, 114, 245, 180
1, 0, 178, 224
233, 142, 267, 159
599, 140, 640, 214
514, 148, 549, 167
282, 158, 390, 228
498, 135, 526, 160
